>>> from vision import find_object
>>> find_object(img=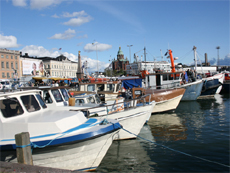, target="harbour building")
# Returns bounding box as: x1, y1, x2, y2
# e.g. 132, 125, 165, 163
0, 49, 20, 79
